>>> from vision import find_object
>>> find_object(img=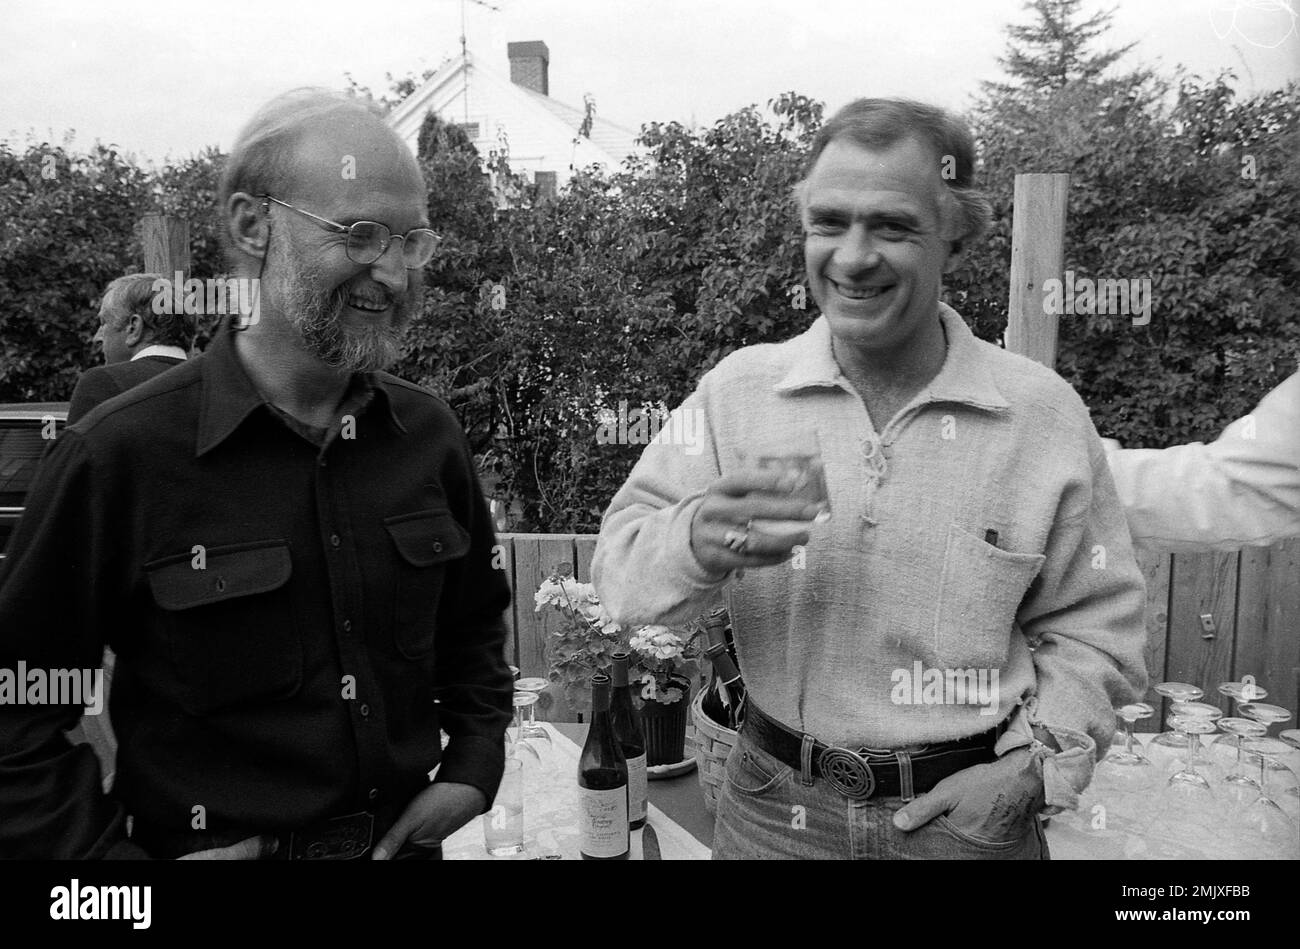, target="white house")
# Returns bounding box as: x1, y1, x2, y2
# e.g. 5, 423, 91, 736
387, 40, 641, 198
